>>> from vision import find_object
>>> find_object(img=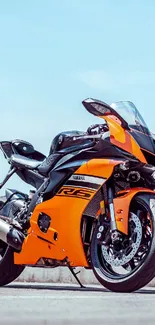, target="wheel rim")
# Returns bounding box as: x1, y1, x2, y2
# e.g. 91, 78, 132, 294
94, 199, 153, 279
